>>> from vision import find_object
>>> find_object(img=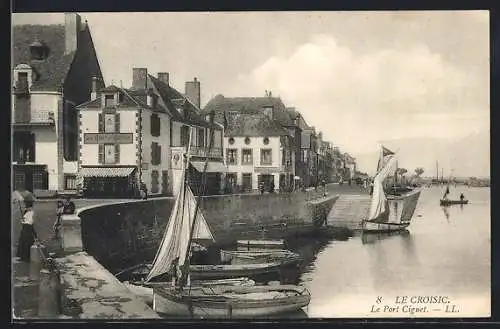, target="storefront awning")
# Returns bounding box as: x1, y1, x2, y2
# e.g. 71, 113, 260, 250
80, 167, 136, 178
190, 161, 227, 173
